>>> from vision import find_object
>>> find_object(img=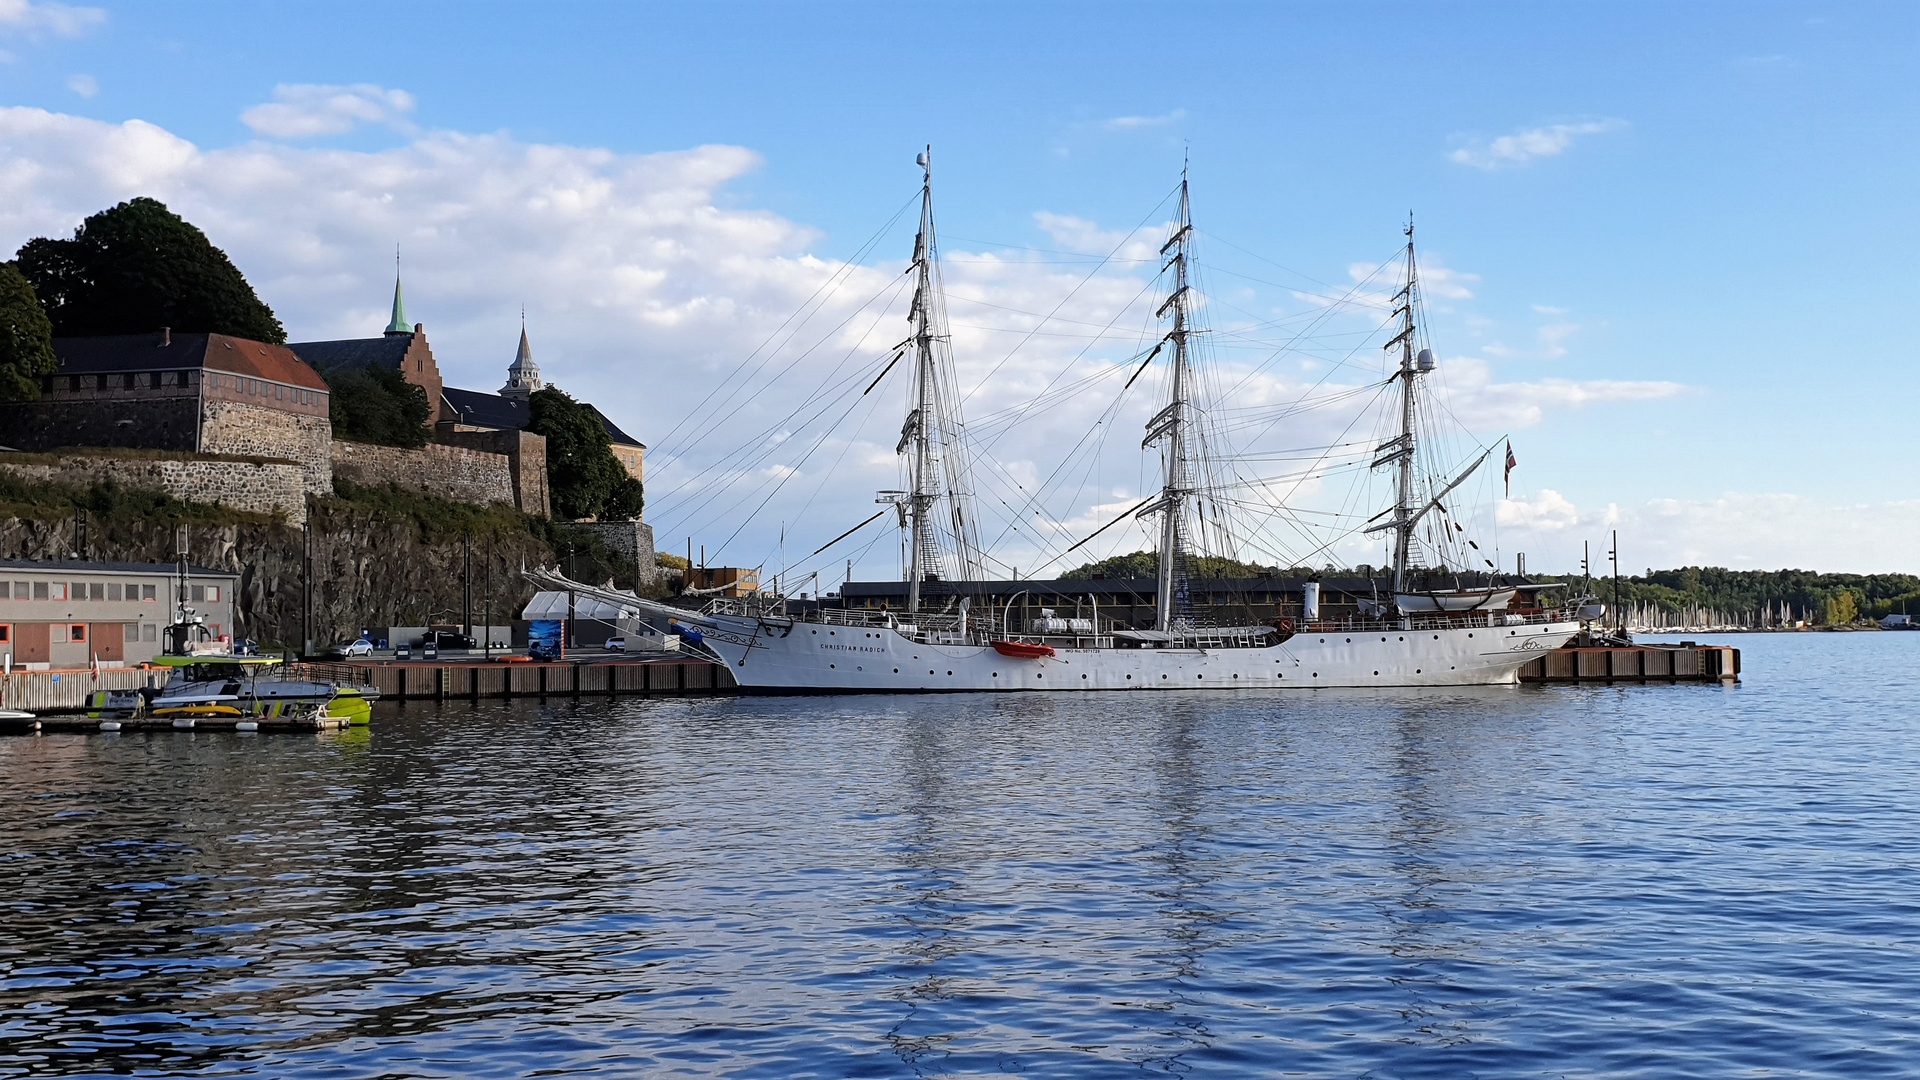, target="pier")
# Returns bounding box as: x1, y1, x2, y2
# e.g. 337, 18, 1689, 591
1517, 642, 1739, 683
305, 658, 738, 701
